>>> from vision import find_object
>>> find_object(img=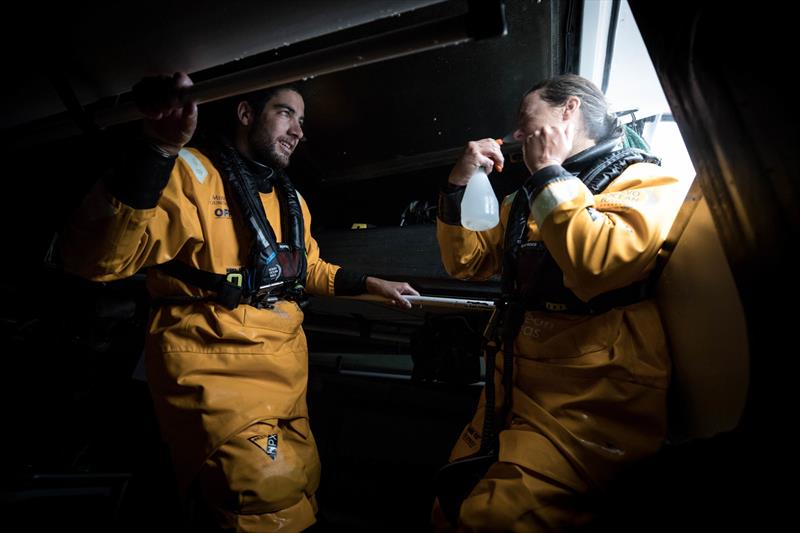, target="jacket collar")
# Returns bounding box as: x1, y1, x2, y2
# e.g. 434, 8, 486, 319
244, 157, 277, 193
562, 136, 622, 174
